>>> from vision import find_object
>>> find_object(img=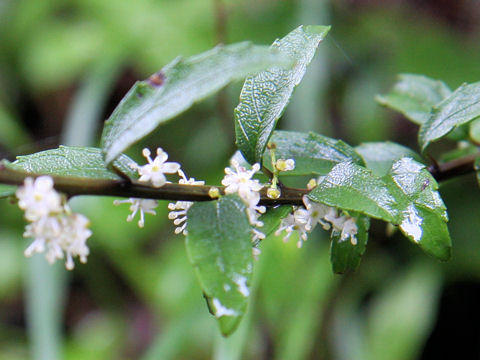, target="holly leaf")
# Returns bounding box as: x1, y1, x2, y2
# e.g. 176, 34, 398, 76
330, 213, 369, 274
101, 42, 293, 164
355, 141, 423, 177
419, 81, 480, 151
264, 130, 363, 176
5, 146, 136, 180
384, 157, 451, 261
308, 161, 397, 222
376, 74, 451, 125
235, 25, 330, 164
186, 195, 253, 336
